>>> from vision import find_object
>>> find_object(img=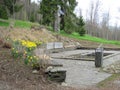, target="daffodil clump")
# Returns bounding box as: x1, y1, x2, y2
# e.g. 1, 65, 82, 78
21, 40, 36, 48
20, 40, 37, 51
11, 40, 42, 68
